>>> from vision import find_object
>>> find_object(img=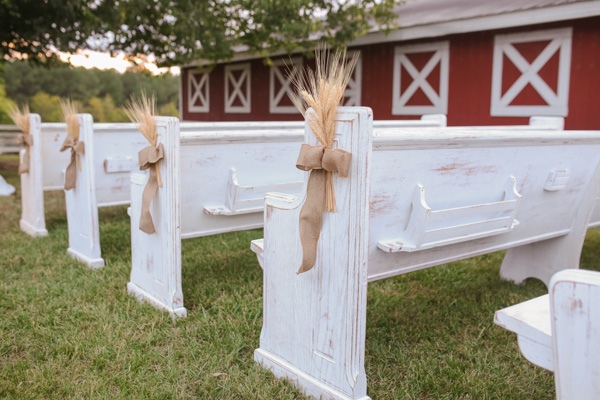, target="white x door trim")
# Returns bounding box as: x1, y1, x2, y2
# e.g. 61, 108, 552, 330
342, 51, 362, 106
392, 41, 449, 115
270, 57, 302, 114
188, 69, 210, 113
491, 28, 572, 117
225, 63, 251, 113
